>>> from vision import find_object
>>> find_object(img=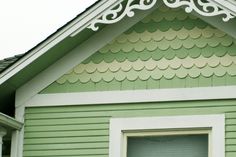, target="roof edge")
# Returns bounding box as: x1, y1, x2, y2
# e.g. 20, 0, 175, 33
0, 0, 114, 85
0, 112, 23, 130
213, 0, 236, 15
0, 0, 235, 86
